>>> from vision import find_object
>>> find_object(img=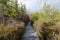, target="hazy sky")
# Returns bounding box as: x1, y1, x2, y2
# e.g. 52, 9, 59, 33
18, 0, 60, 12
